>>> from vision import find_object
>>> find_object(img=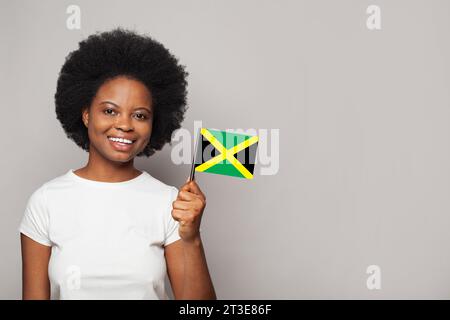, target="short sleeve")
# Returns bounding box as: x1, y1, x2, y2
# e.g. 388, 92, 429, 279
18, 185, 52, 247
163, 186, 181, 247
